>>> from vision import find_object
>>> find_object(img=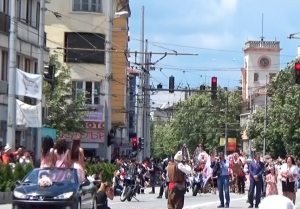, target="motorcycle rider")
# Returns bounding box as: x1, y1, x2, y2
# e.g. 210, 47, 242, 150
167, 150, 192, 209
